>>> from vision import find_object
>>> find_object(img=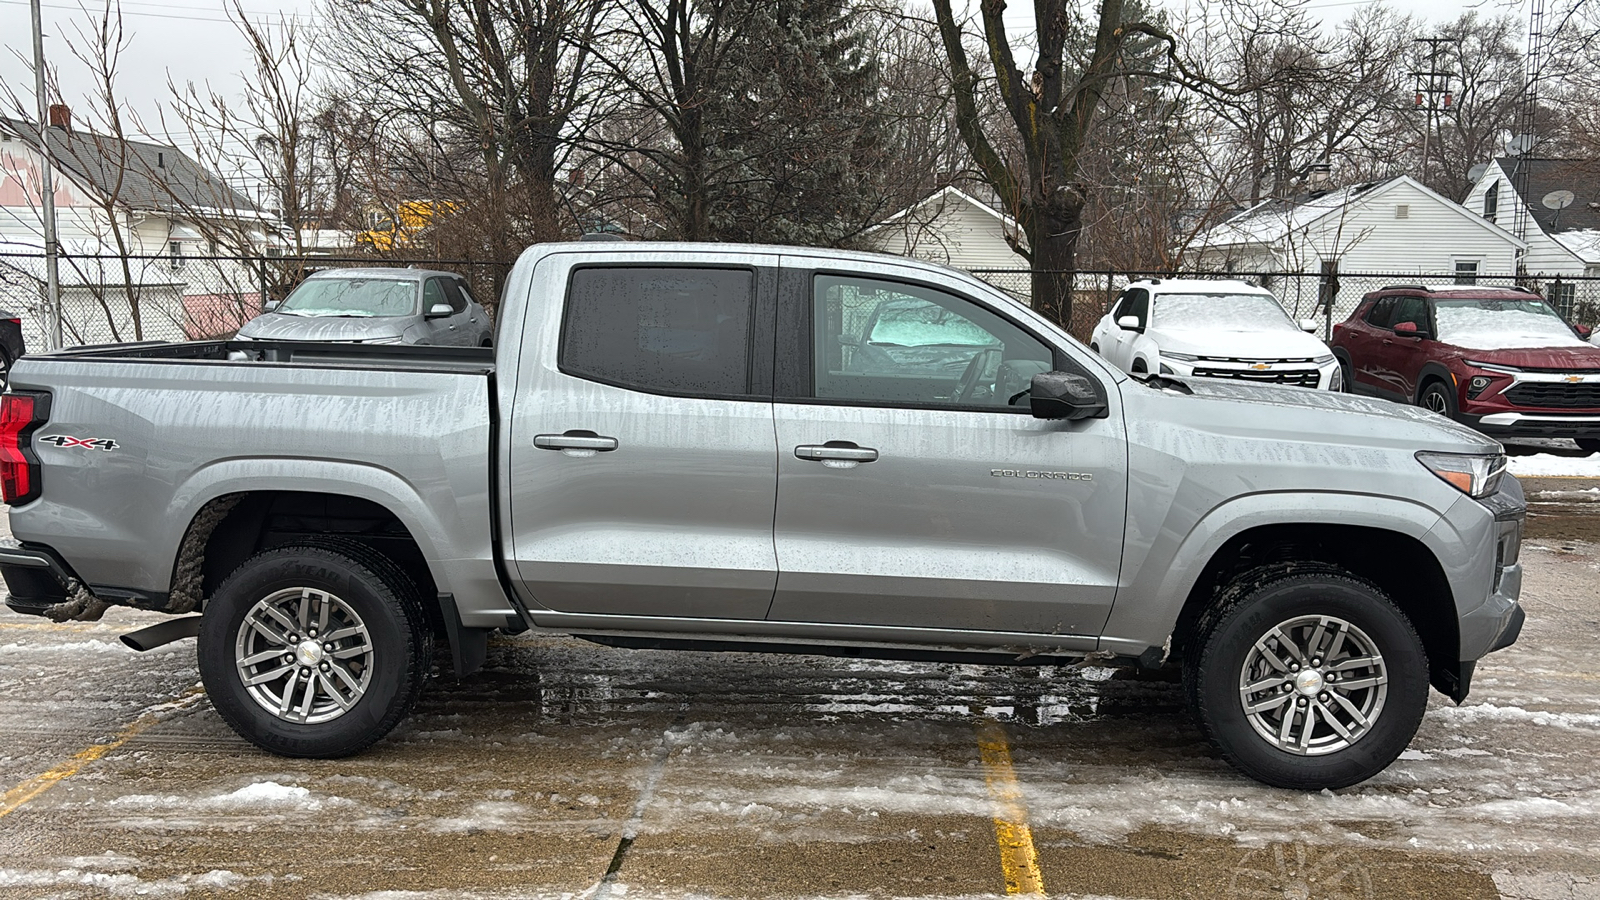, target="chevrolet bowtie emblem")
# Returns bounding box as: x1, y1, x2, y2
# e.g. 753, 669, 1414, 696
1566, 375, 1583, 383
1250, 363, 1271, 370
